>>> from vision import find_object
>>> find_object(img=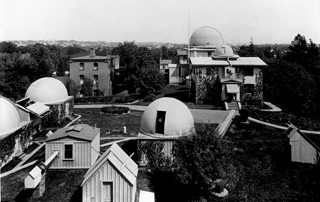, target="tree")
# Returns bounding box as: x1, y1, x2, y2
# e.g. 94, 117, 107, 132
112, 41, 165, 94
264, 58, 318, 115
30, 43, 54, 81
81, 76, 94, 97
0, 41, 18, 54
172, 127, 229, 200
0, 53, 34, 100
65, 78, 79, 97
